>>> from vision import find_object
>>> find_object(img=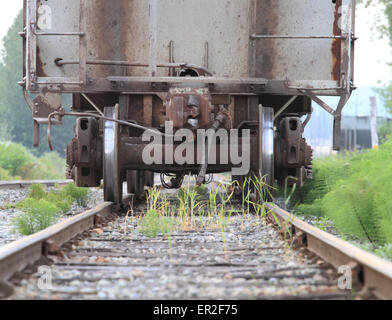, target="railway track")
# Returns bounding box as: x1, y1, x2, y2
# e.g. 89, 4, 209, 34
0, 180, 72, 190
0, 181, 391, 300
